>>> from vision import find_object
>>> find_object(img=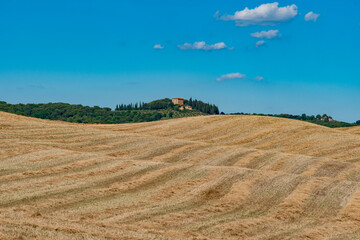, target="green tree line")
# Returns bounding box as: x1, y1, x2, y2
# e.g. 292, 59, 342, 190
231, 112, 358, 128
0, 98, 219, 124
0, 101, 168, 124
